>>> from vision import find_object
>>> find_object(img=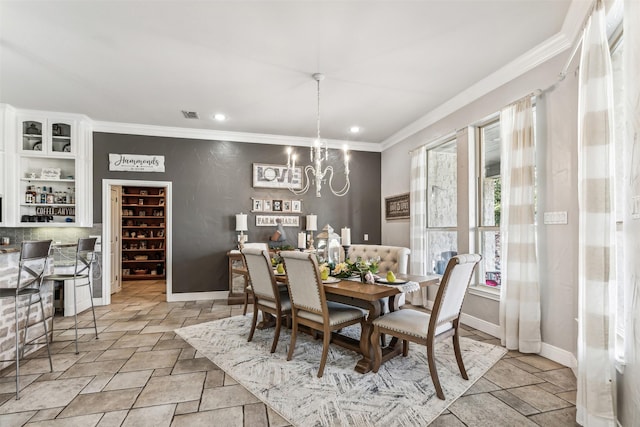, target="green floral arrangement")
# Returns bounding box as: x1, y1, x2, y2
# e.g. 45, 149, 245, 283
331, 260, 356, 278
270, 253, 283, 268
327, 257, 380, 279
